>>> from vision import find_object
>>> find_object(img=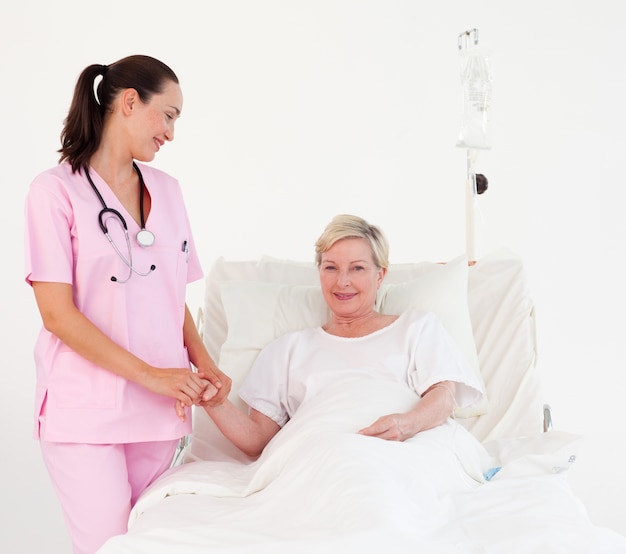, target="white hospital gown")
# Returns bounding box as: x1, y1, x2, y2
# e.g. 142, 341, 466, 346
239, 308, 484, 427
